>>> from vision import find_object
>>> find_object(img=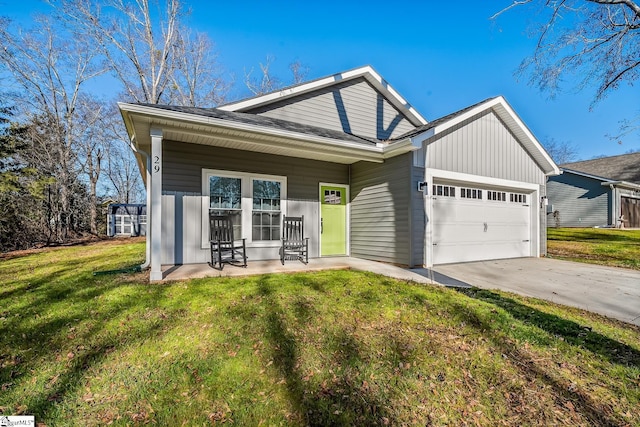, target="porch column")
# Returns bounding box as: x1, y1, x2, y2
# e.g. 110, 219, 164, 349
150, 128, 163, 282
